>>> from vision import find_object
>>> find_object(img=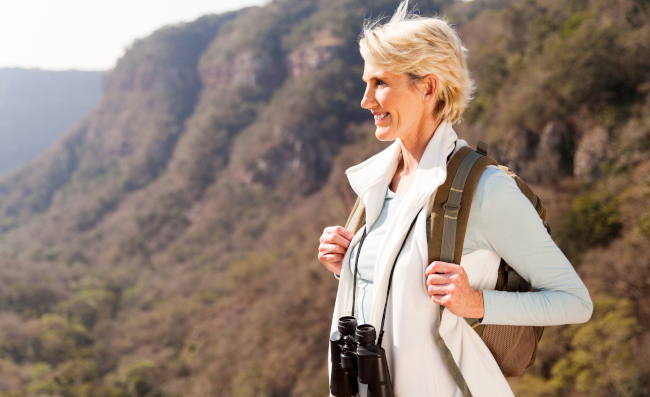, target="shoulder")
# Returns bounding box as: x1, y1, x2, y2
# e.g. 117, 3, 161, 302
470, 164, 541, 232
477, 165, 516, 189
473, 165, 520, 206
462, 164, 532, 253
